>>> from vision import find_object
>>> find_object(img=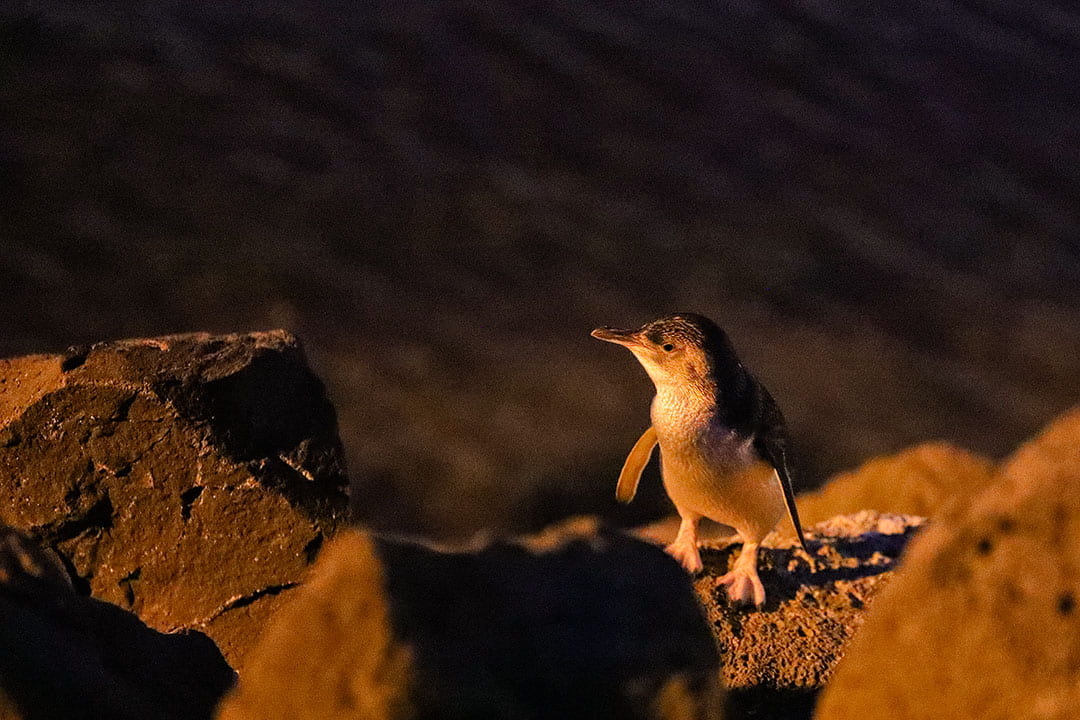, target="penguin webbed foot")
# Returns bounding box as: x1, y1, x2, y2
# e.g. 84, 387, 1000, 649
716, 566, 766, 607
717, 540, 766, 607
664, 540, 704, 574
